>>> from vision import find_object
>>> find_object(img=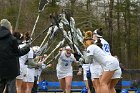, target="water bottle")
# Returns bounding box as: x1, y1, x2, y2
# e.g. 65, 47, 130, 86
121, 89, 128, 93
81, 87, 88, 93
38, 80, 48, 91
